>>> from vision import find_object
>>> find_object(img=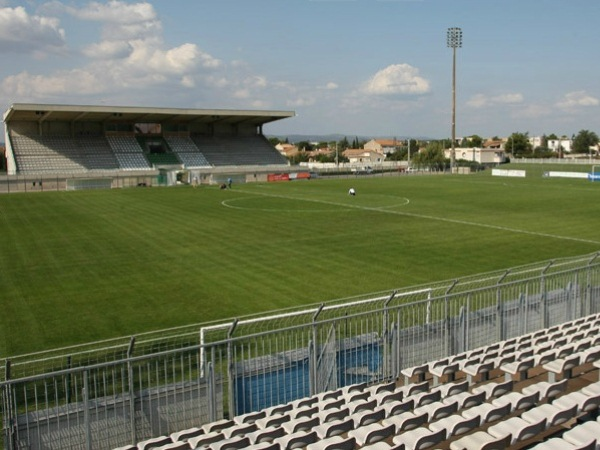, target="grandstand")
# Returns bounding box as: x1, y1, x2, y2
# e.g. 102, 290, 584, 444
2, 103, 294, 187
